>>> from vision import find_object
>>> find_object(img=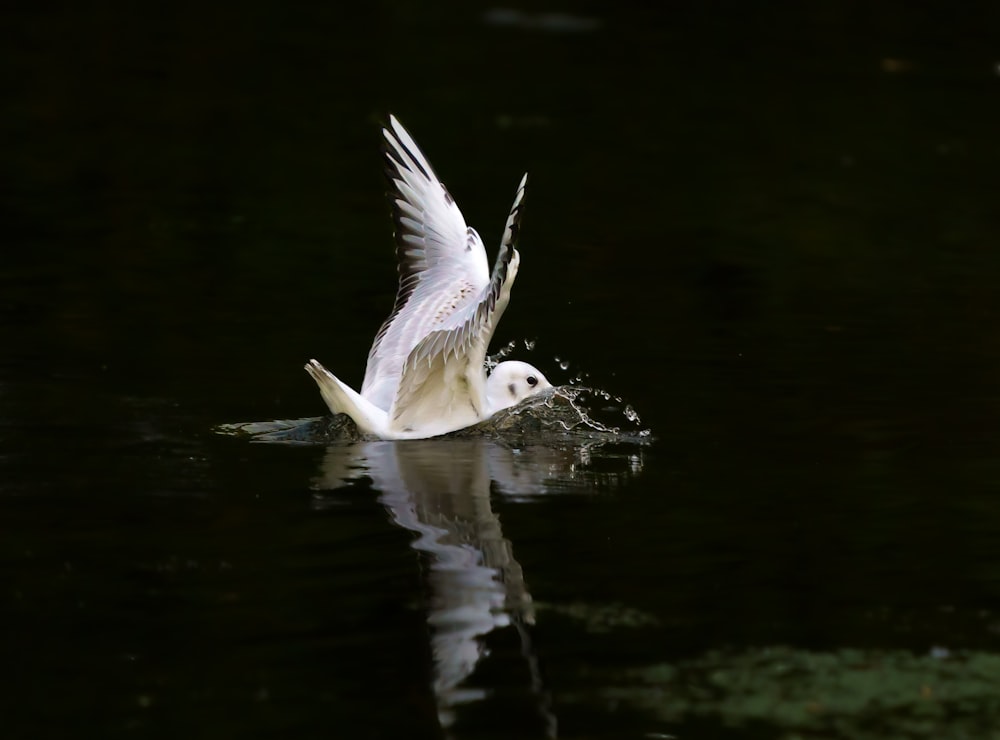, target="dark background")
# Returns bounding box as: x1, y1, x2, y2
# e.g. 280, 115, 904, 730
4, 2, 1000, 738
